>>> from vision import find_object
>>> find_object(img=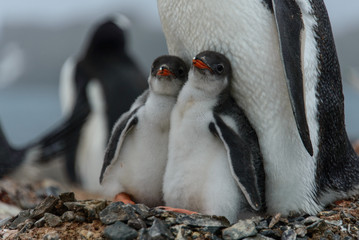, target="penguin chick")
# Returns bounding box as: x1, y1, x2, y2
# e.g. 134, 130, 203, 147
99, 55, 189, 207
163, 51, 265, 223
